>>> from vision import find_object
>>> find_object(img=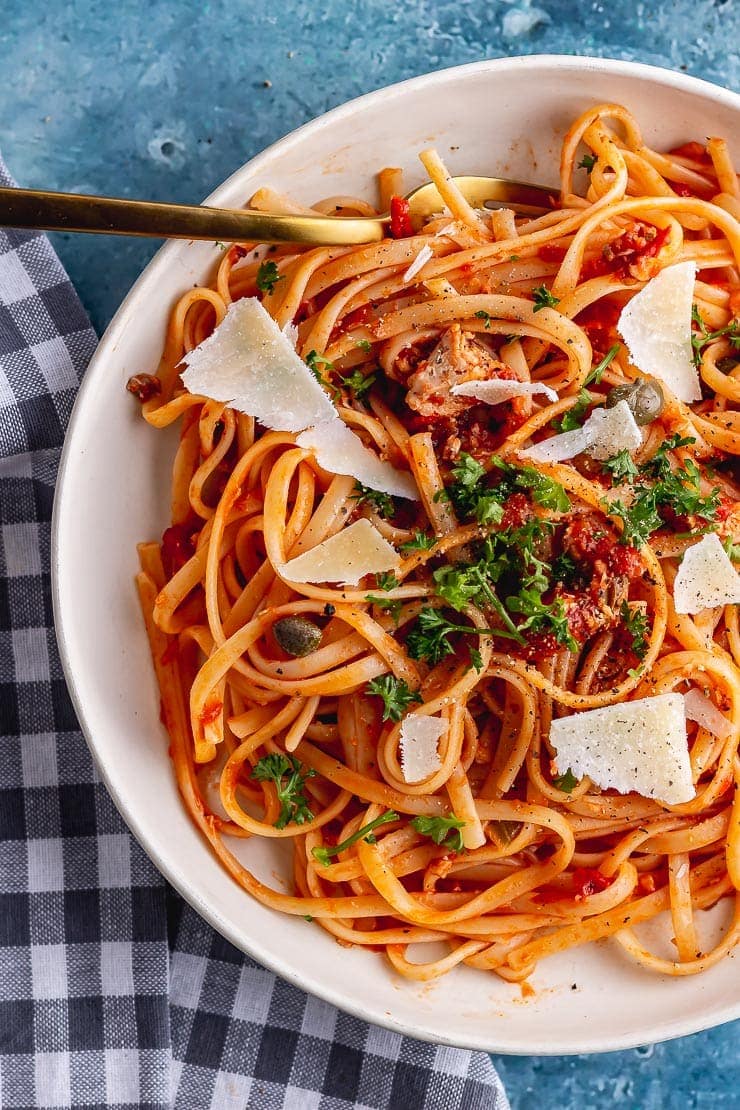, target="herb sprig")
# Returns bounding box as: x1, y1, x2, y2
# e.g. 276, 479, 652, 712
251, 754, 316, 828
312, 810, 398, 866
366, 675, 422, 721
256, 260, 284, 294
691, 305, 740, 368
411, 814, 466, 853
